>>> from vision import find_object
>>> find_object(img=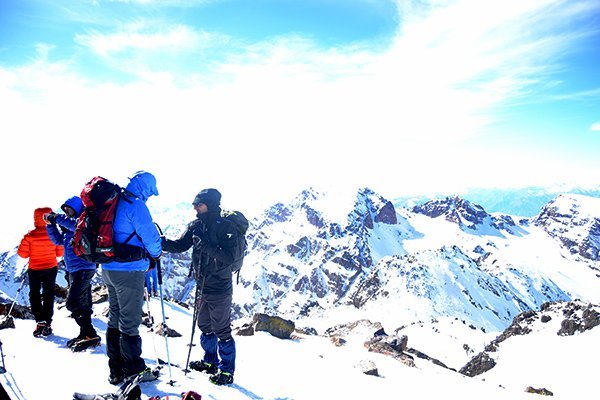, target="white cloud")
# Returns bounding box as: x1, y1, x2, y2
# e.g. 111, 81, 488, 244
2, 0, 600, 249
591, 122, 600, 132
75, 23, 218, 57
